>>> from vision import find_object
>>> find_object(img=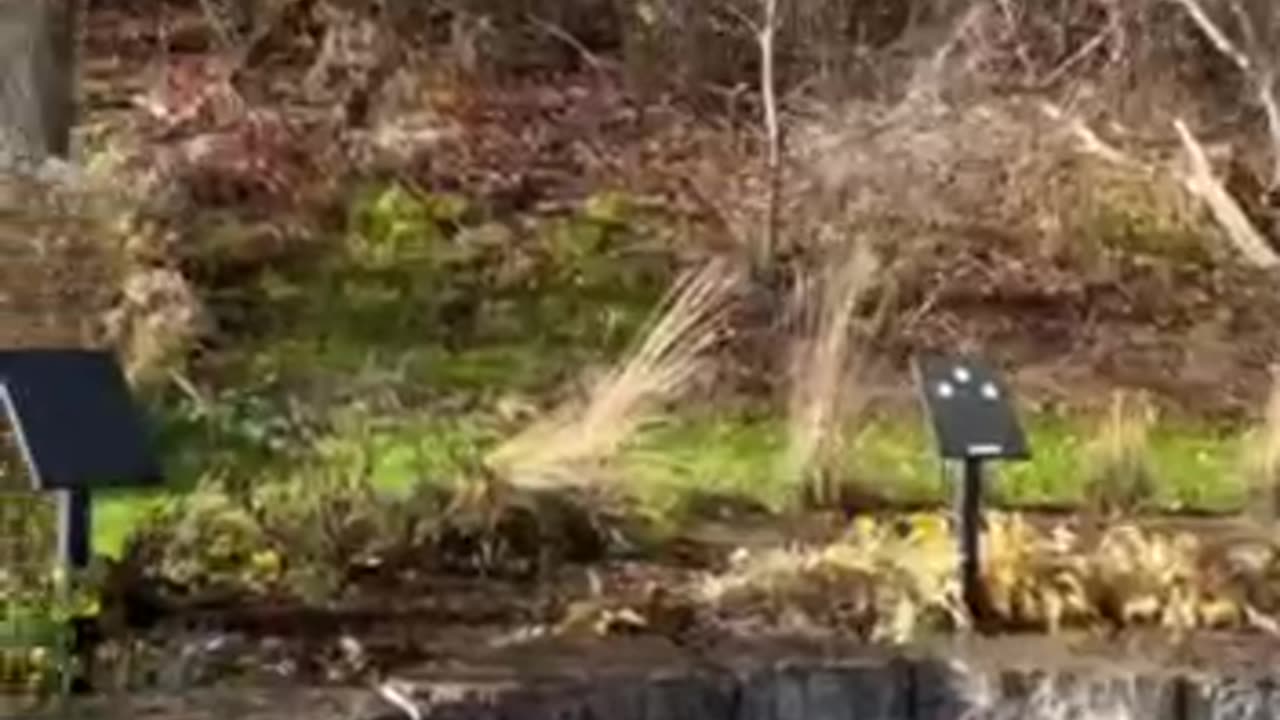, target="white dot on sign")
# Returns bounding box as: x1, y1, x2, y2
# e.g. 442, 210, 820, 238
937, 381, 954, 398
981, 382, 999, 400
953, 366, 972, 383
